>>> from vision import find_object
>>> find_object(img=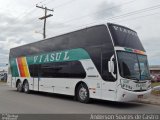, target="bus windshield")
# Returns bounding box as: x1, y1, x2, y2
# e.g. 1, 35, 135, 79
108, 23, 145, 51
117, 51, 150, 80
